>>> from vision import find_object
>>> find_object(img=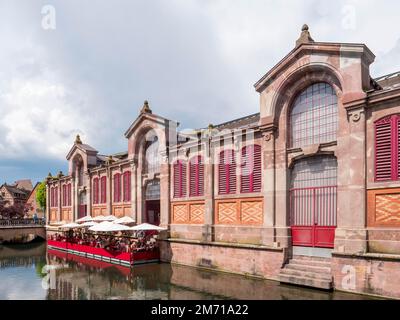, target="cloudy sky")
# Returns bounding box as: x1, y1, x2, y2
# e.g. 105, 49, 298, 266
1, 0, 400, 184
